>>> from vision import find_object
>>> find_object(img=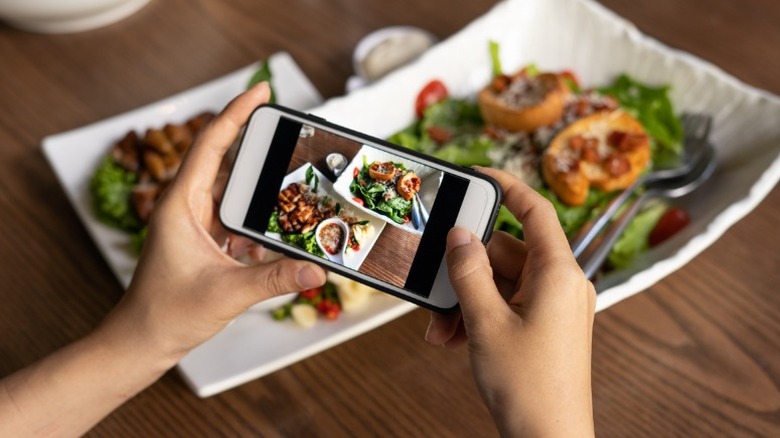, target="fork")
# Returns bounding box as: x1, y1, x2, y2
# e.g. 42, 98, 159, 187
569, 113, 712, 258
576, 142, 717, 279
